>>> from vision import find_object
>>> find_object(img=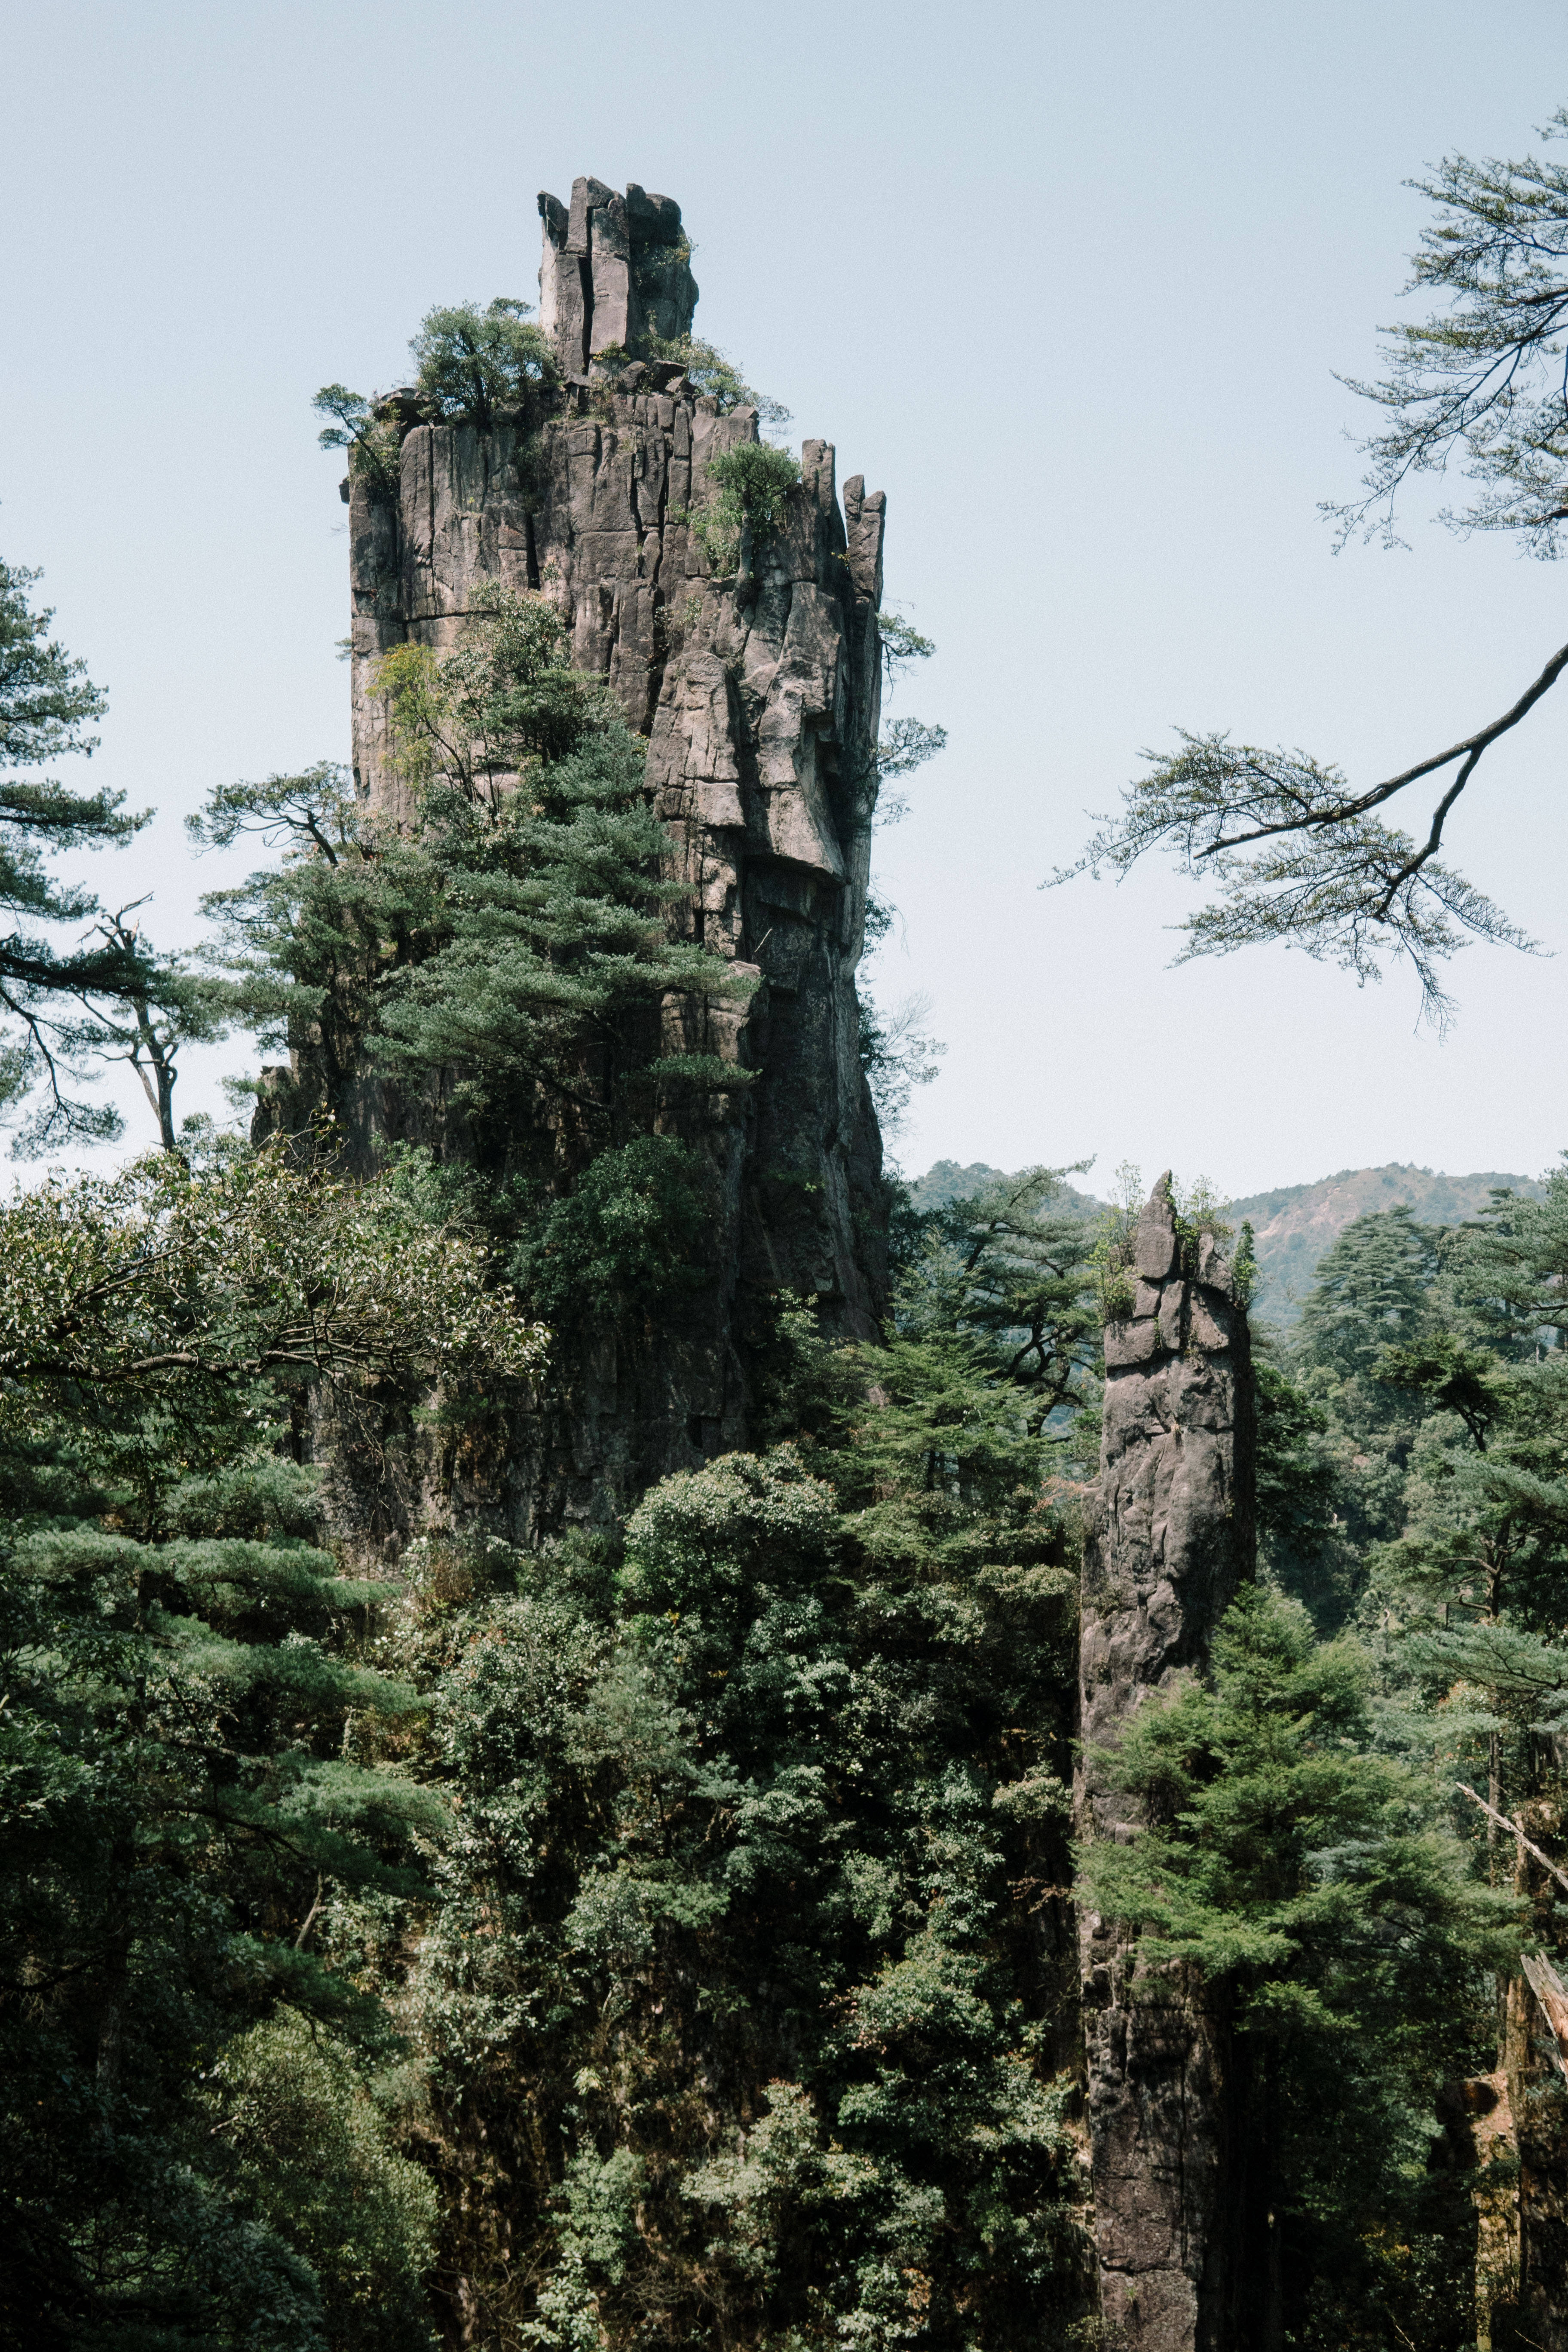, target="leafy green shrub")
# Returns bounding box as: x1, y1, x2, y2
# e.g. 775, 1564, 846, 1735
1169, 1171, 1233, 1275
1085, 1162, 1144, 1321
1083, 1167, 1239, 1318
508, 1136, 714, 1323
199, 2009, 438, 2352
410, 297, 557, 430
371, 588, 612, 793
691, 442, 801, 578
